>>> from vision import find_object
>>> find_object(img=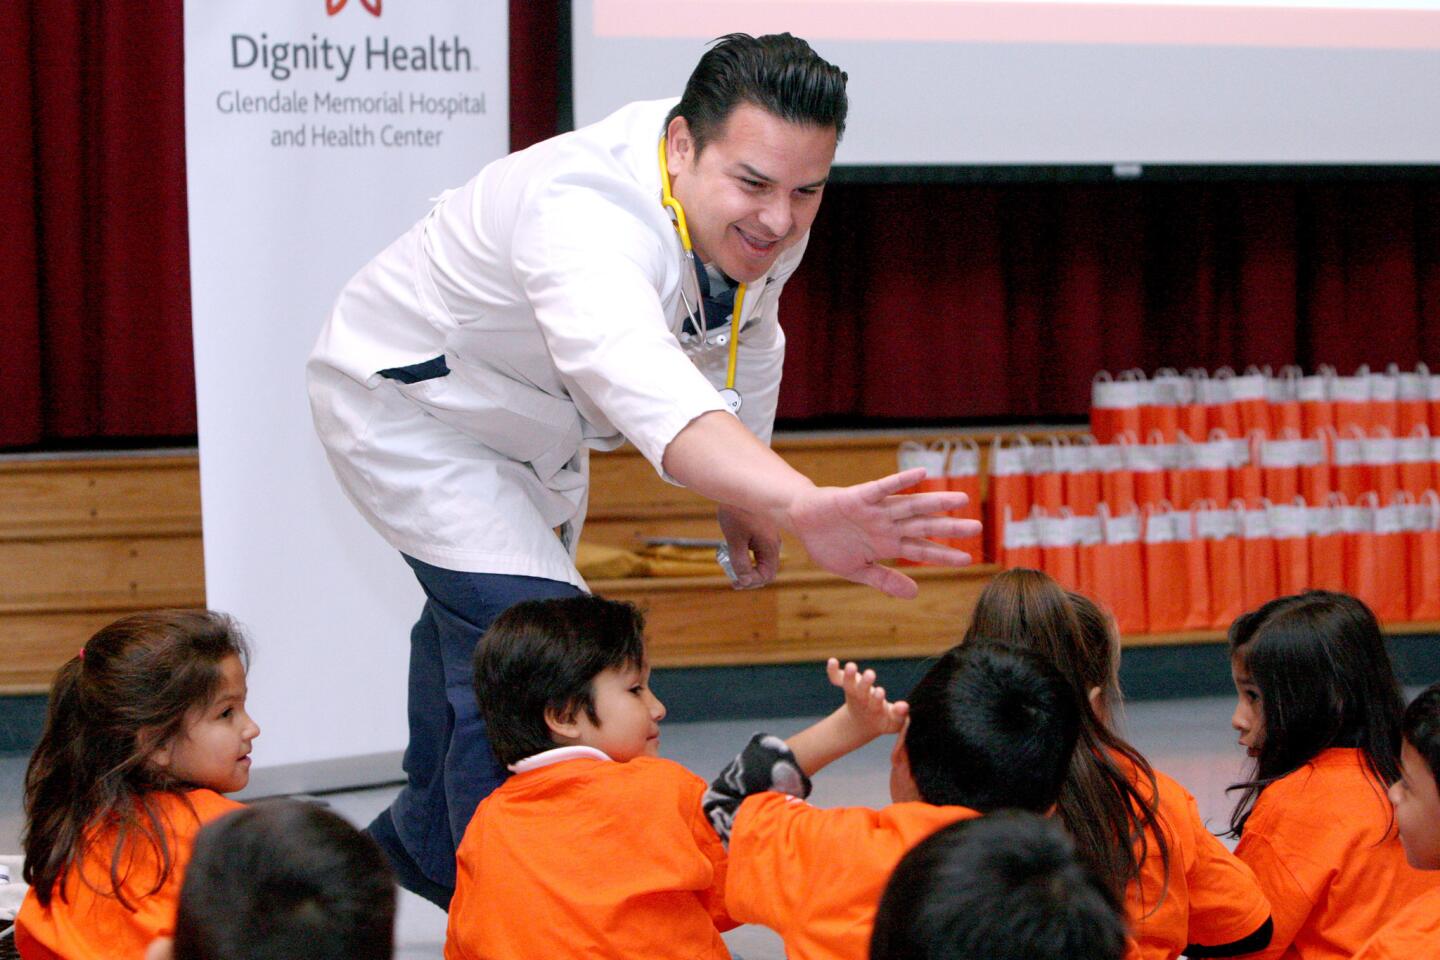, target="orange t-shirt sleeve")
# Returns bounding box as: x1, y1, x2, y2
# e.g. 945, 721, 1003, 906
1181, 794, 1273, 948
685, 773, 738, 932
725, 792, 828, 935
1233, 828, 1325, 959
